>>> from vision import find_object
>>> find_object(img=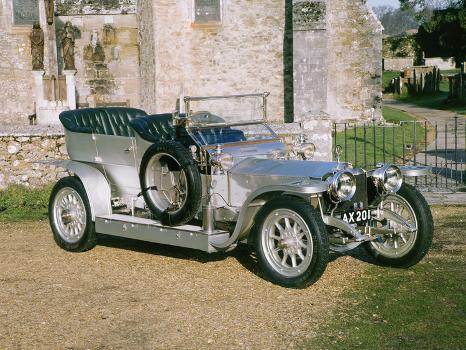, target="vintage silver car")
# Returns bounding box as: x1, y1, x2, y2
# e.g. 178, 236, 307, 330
48, 93, 433, 288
